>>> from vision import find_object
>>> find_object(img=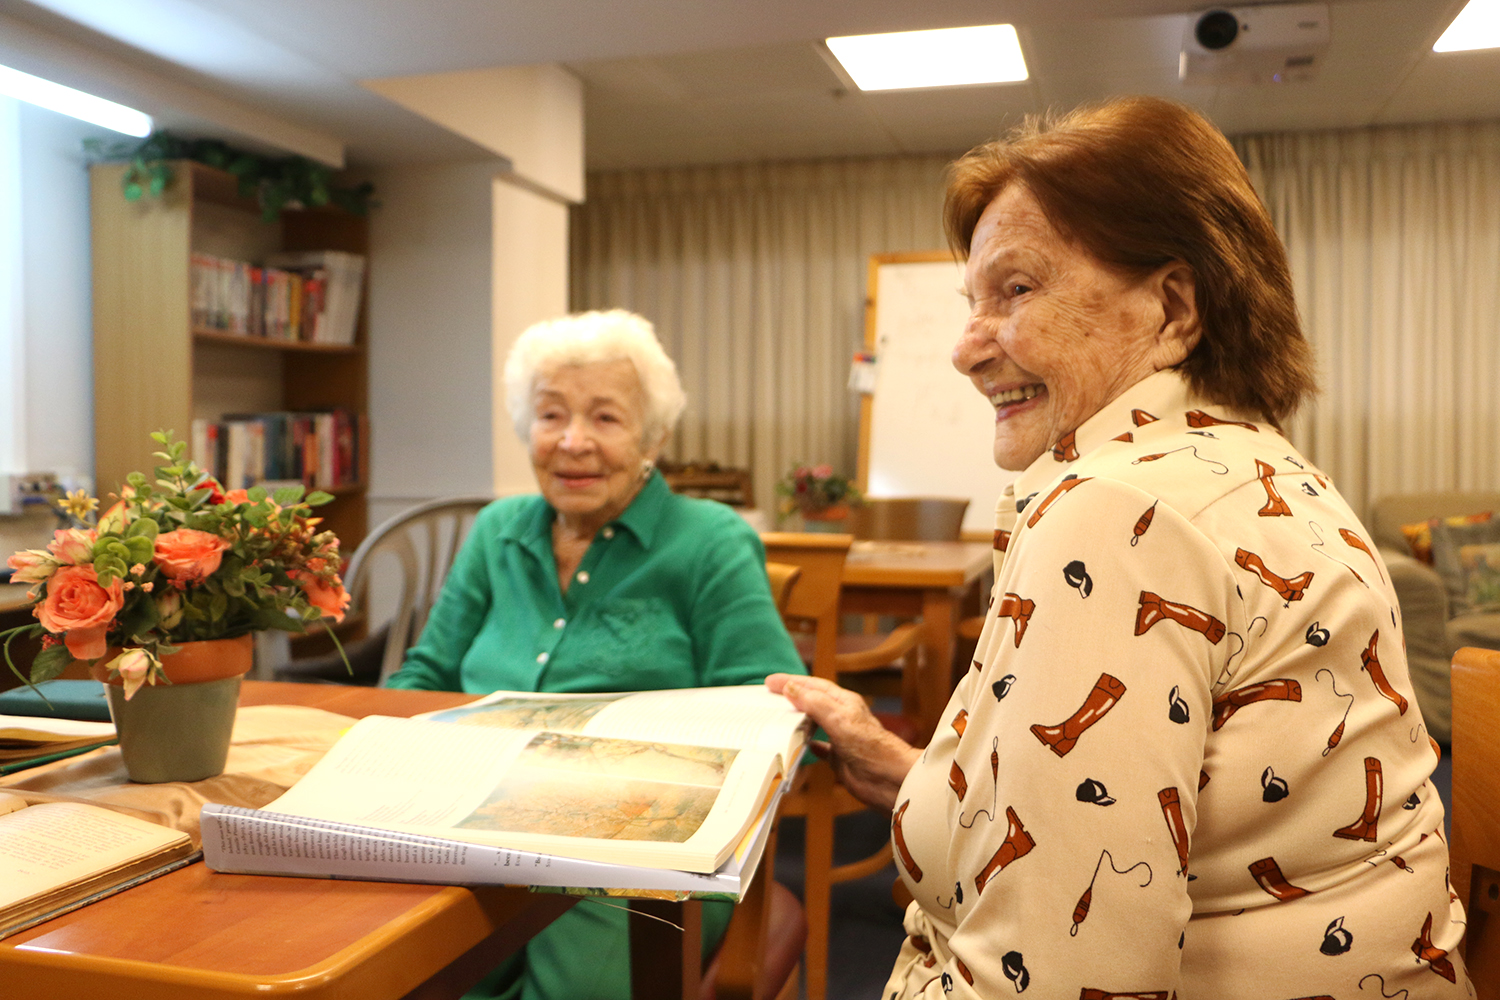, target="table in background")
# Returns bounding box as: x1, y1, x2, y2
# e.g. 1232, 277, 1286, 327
839, 540, 994, 737
0, 682, 577, 1000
